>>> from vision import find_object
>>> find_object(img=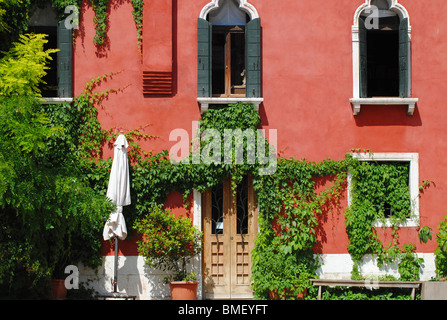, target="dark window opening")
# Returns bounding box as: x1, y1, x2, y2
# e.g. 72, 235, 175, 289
236, 176, 249, 235
367, 30, 399, 97
231, 33, 246, 94
211, 183, 224, 235
212, 26, 246, 97
383, 202, 393, 219
28, 26, 58, 97
212, 31, 226, 95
